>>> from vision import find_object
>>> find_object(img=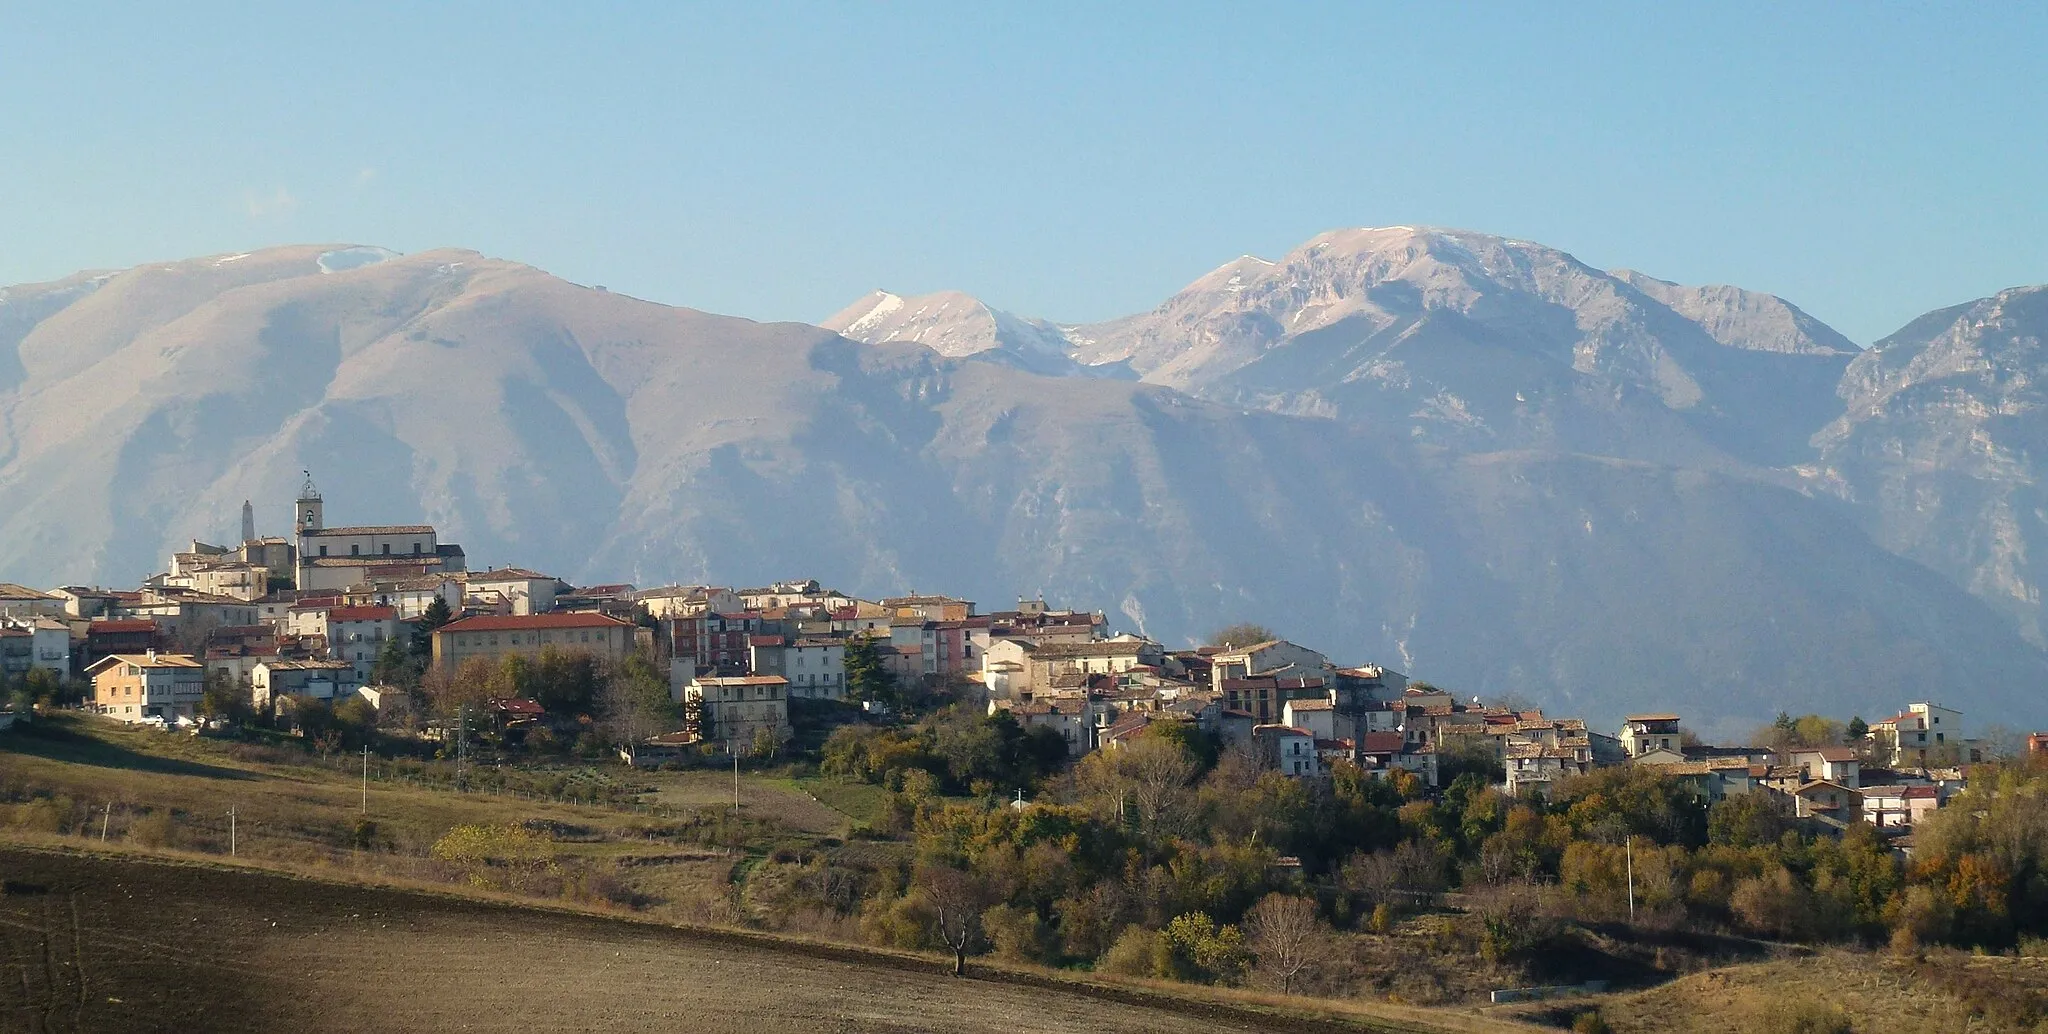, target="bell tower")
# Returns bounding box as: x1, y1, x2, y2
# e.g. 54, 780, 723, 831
295, 471, 324, 534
